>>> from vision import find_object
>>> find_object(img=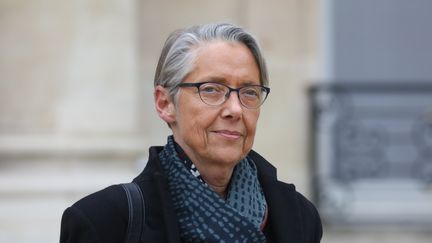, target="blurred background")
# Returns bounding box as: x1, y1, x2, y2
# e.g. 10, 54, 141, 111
1, 0, 432, 242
